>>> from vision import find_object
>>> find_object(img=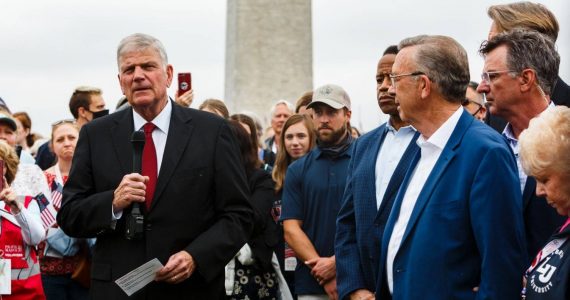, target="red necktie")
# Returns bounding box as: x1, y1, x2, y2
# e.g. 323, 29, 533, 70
142, 122, 157, 210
